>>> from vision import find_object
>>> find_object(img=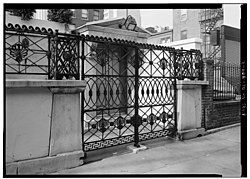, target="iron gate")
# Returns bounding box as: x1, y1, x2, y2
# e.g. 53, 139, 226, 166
81, 36, 203, 152
4, 24, 203, 152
